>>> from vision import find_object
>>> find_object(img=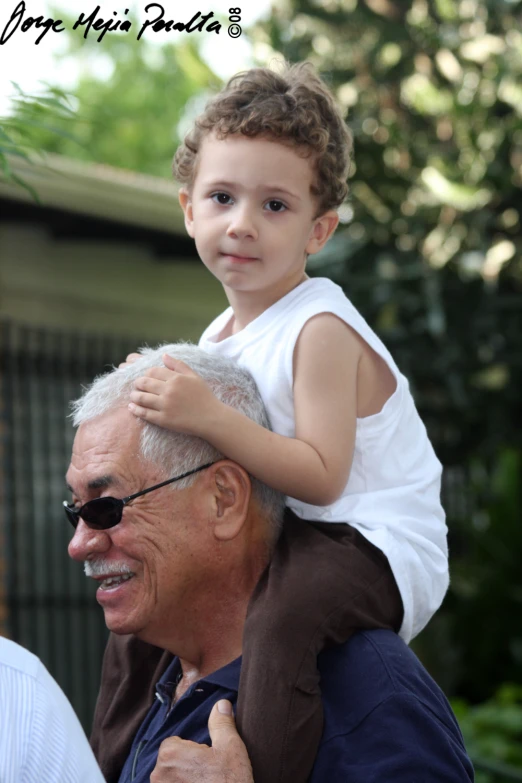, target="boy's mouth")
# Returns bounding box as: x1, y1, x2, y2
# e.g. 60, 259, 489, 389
220, 252, 259, 263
